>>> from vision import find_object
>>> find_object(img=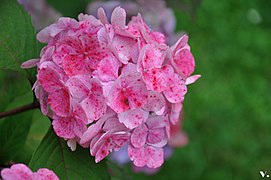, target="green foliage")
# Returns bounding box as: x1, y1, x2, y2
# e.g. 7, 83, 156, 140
0, 92, 33, 164
29, 127, 110, 180
0, 0, 40, 82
